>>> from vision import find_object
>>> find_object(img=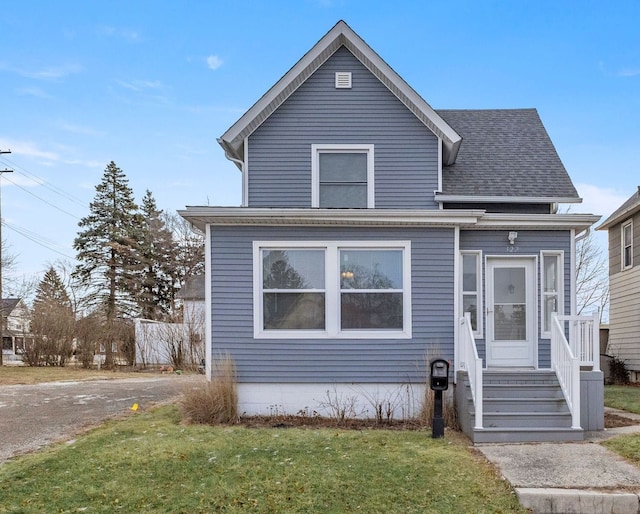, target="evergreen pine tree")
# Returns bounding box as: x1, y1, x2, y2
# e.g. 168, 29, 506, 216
73, 161, 141, 367
137, 190, 176, 319
31, 267, 75, 366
